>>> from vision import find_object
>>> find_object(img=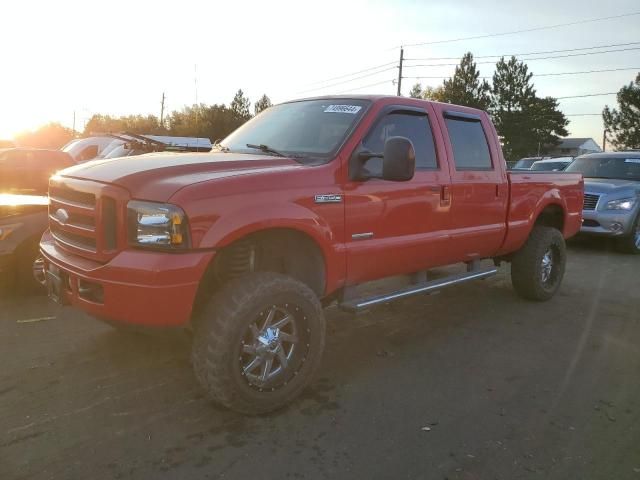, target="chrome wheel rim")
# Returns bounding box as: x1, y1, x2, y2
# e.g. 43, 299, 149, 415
541, 248, 554, 284
239, 304, 307, 391
32, 255, 46, 285
634, 222, 640, 249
